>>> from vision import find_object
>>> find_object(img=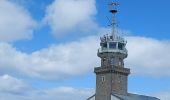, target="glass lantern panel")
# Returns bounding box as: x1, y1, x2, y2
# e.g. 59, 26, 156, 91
103, 43, 107, 48
109, 42, 117, 49
118, 43, 124, 50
